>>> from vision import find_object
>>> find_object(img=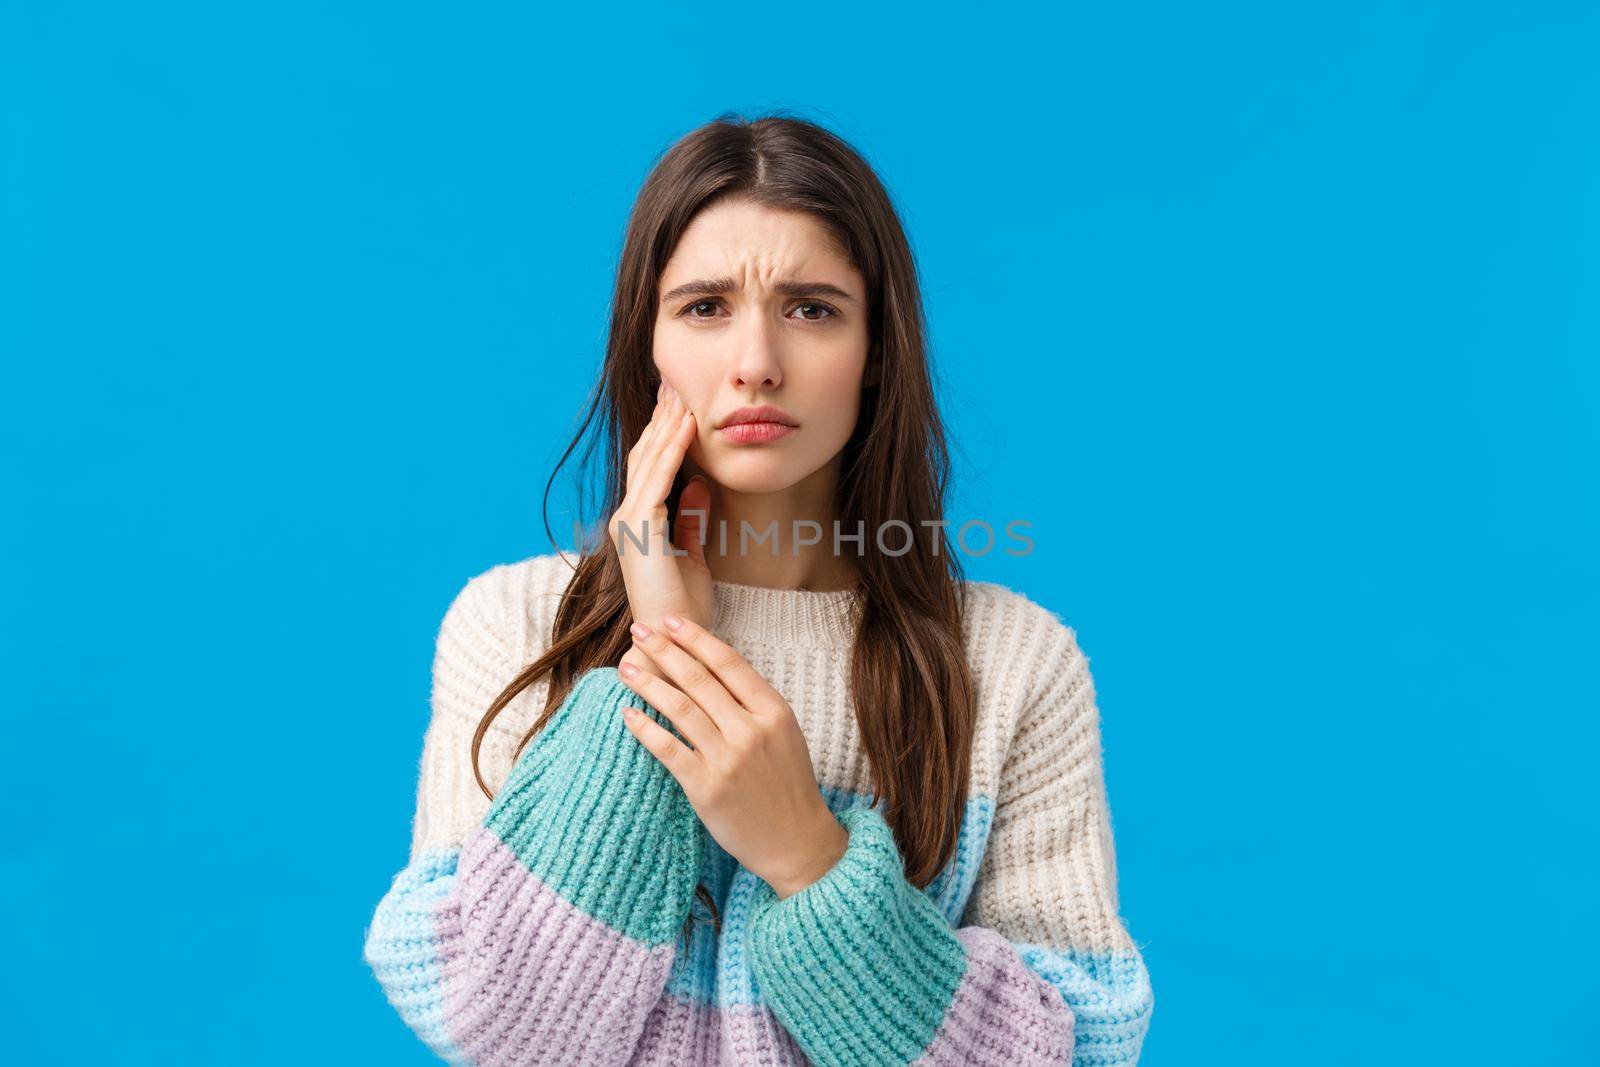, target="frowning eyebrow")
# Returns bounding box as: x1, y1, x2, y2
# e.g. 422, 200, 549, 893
659, 277, 861, 307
